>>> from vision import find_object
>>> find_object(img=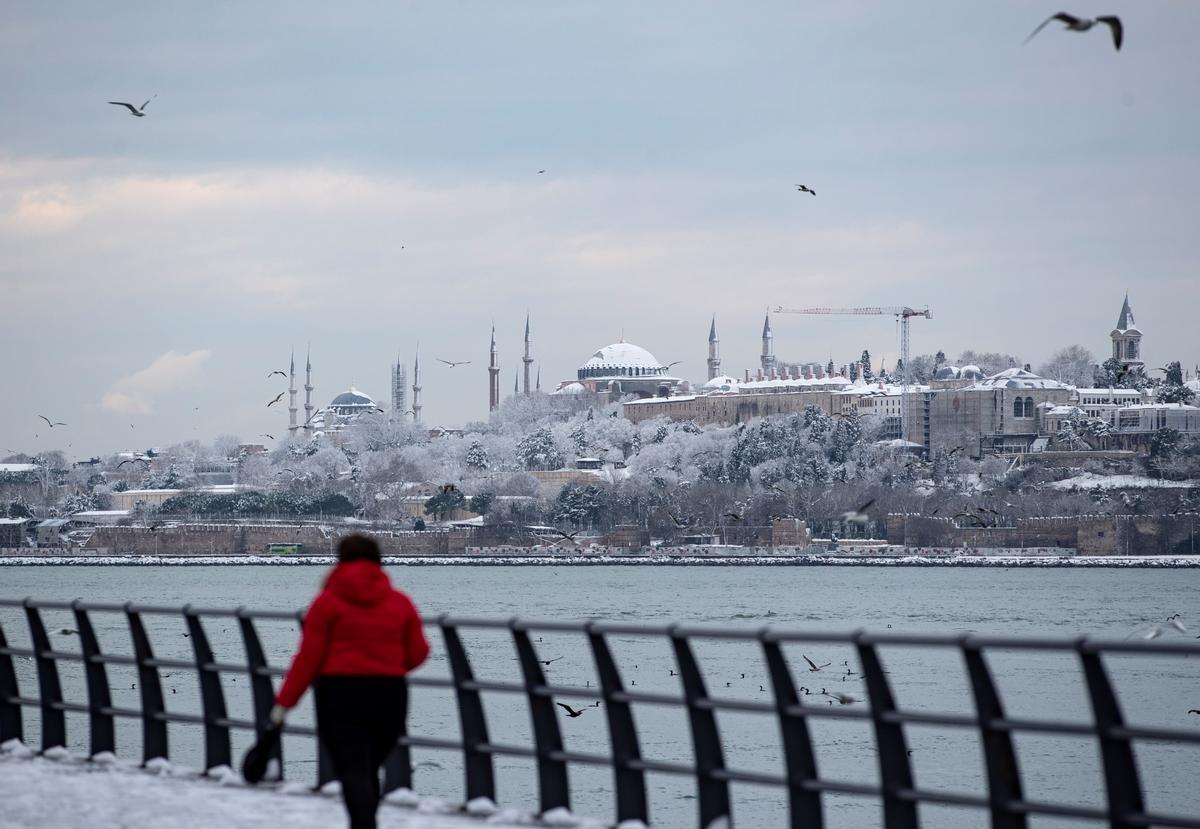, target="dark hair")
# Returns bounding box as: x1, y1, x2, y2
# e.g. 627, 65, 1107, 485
337, 534, 382, 564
